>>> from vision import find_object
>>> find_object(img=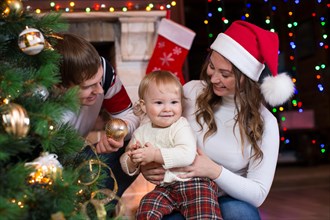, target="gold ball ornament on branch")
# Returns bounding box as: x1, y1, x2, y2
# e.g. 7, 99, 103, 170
1, 0, 24, 18
18, 27, 45, 55
105, 118, 128, 141
1, 103, 30, 138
